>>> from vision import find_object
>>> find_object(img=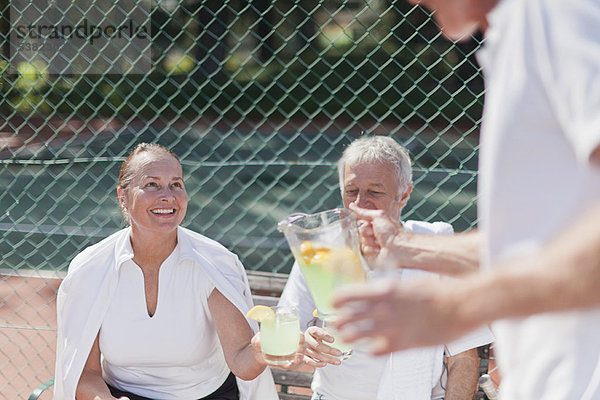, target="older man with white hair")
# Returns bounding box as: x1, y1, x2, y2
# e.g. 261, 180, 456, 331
332, 1, 600, 399
279, 135, 493, 400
